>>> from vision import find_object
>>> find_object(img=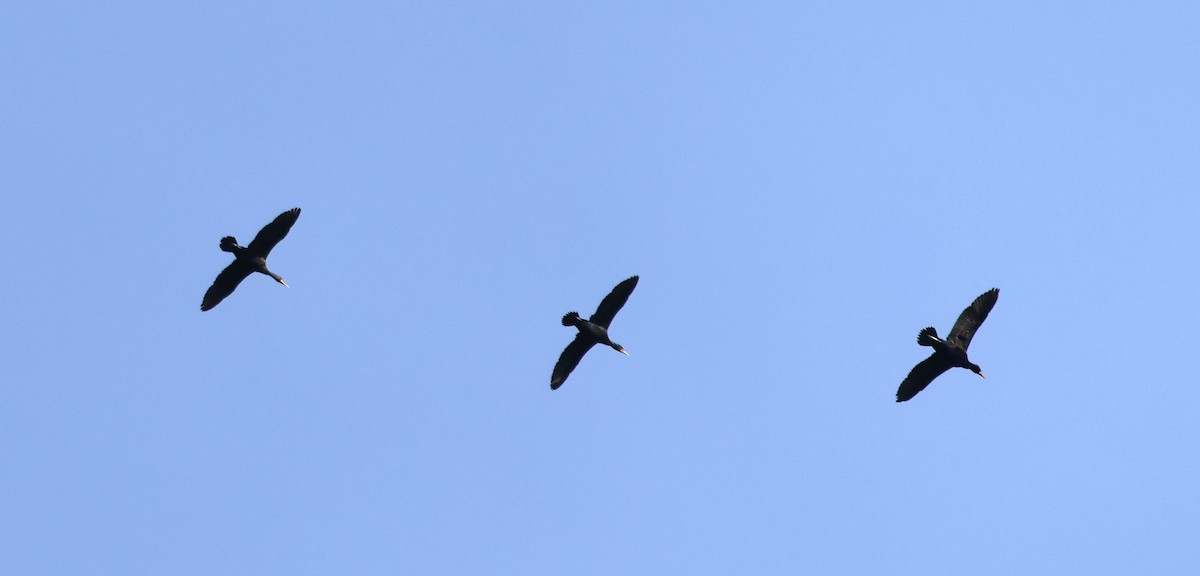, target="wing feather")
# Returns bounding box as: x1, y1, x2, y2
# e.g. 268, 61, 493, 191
201, 259, 254, 311
946, 288, 999, 350
551, 335, 597, 390
246, 208, 301, 257
589, 275, 639, 328
896, 354, 953, 402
